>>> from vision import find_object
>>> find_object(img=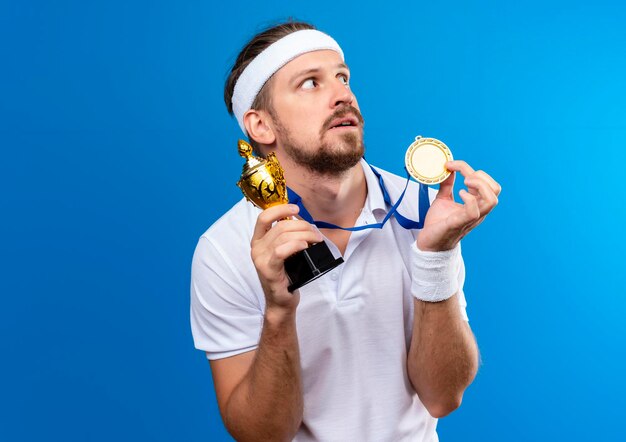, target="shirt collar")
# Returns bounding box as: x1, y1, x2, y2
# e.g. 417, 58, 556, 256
360, 158, 388, 215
